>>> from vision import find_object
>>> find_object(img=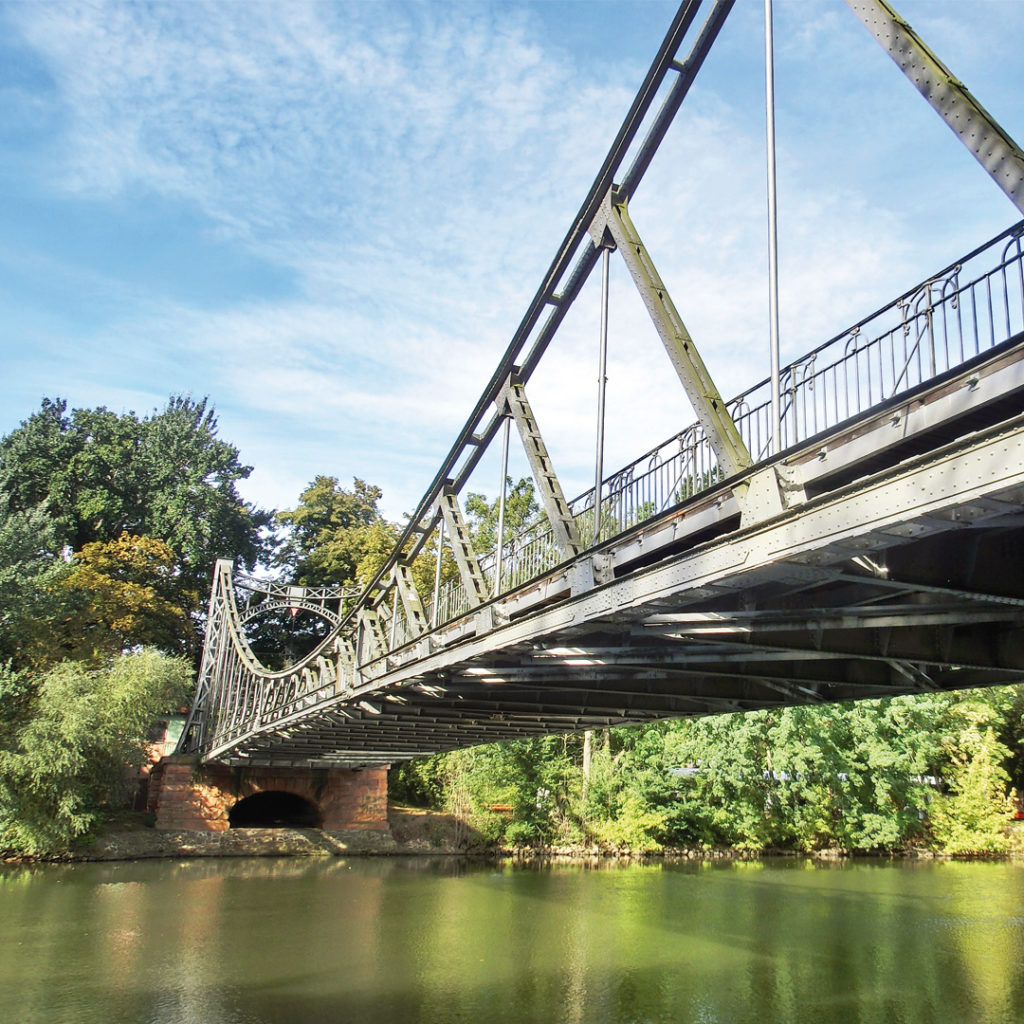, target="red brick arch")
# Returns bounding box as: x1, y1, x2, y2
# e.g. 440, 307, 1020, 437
149, 756, 389, 832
